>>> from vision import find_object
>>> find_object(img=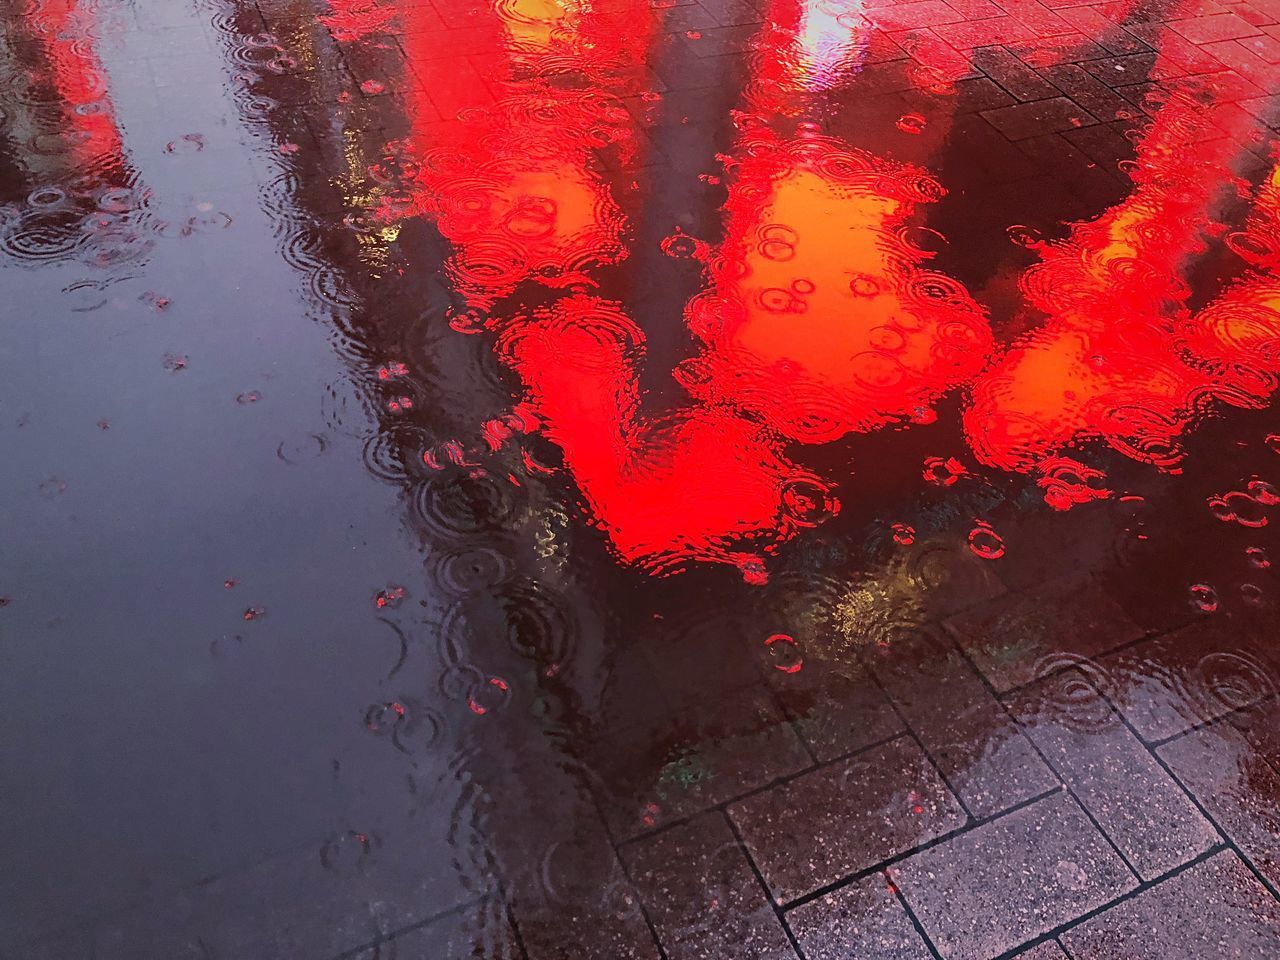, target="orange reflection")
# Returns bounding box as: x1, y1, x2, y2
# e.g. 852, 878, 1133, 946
681, 125, 992, 443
